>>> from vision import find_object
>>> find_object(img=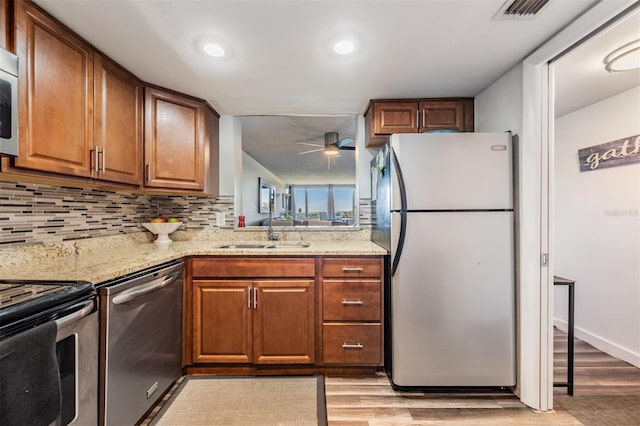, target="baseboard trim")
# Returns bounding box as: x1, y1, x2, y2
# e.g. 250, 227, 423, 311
554, 319, 640, 367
